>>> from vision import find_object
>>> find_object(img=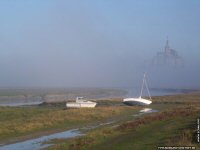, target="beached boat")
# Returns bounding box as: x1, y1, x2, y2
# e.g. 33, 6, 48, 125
66, 97, 97, 108
123, 73, 152, 106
